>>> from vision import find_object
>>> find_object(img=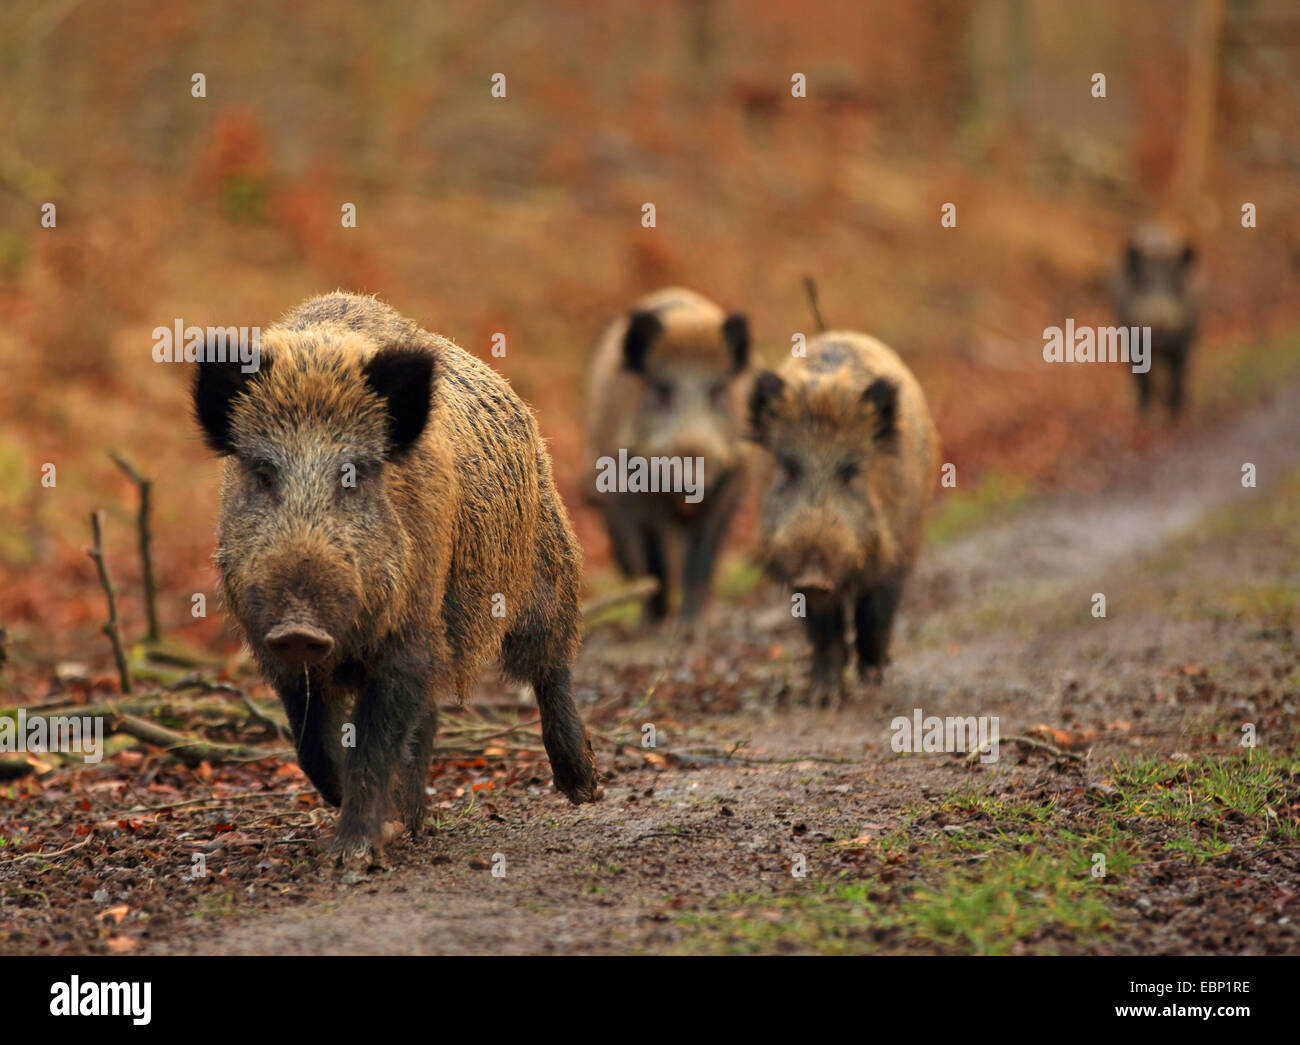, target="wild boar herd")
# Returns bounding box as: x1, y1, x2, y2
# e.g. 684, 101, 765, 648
192, 228, 1199, 865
